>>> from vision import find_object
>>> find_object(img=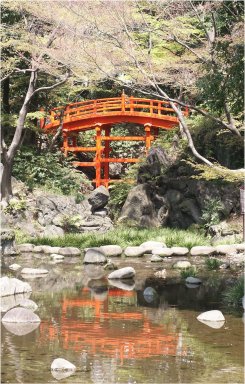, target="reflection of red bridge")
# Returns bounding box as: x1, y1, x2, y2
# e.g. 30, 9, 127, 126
39, 288, 186, 363
41, 93, 188, 187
